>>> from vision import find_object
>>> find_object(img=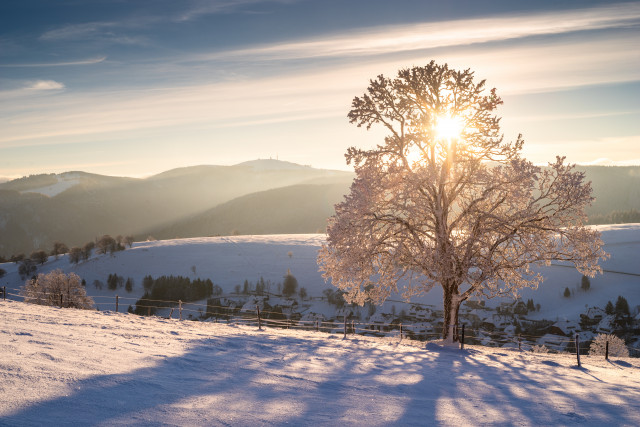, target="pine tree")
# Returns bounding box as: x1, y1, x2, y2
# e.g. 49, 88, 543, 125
526, 299, 535, 312
615, 295, 630, 316
282, 269, 298, 297
581, 275, 591, 291
563, 287, 571, 298
605, 300, 614, 315
125, 278, 134, 293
